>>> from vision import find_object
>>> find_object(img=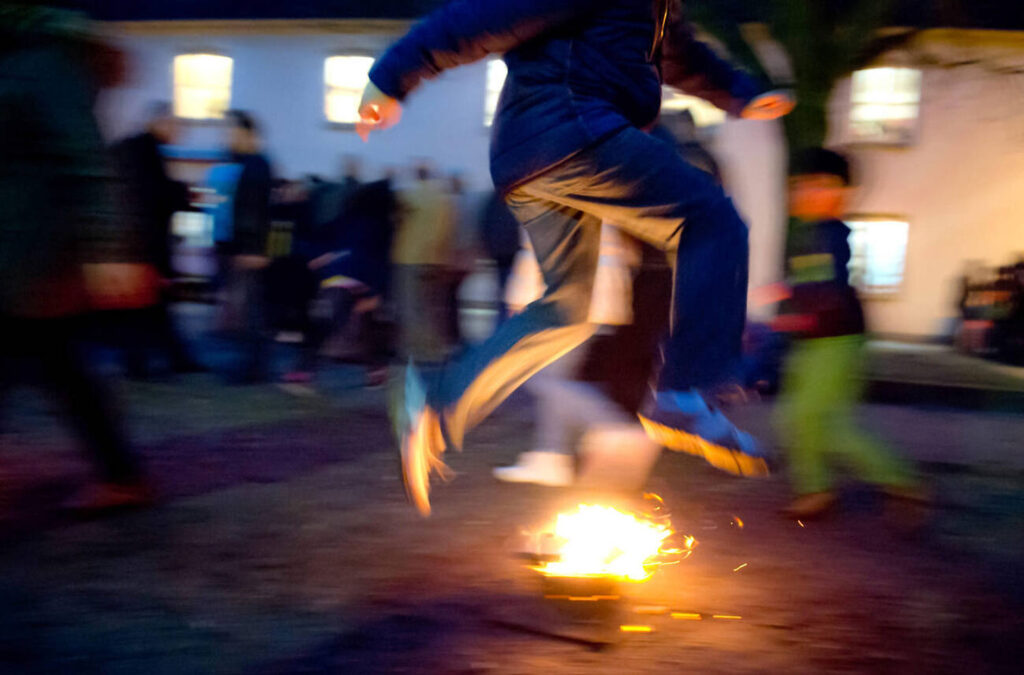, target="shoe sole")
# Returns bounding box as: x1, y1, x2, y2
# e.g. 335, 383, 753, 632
400, 424, 432, 517
391, 362, 433, 517
638, 415, 769, 478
